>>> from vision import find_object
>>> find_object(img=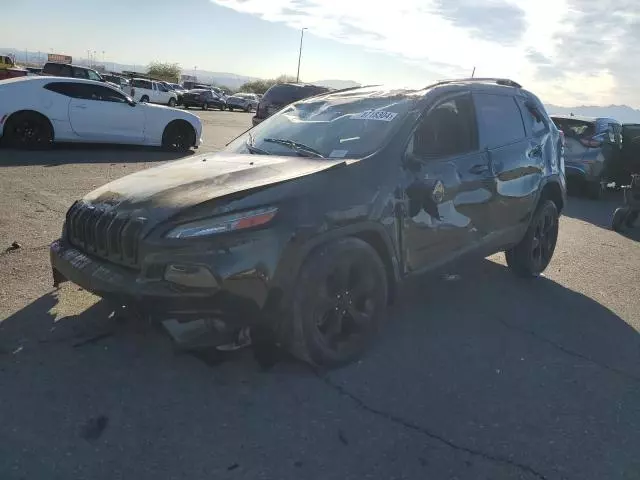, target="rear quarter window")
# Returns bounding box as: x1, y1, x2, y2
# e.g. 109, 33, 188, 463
474, 93, 526, 148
